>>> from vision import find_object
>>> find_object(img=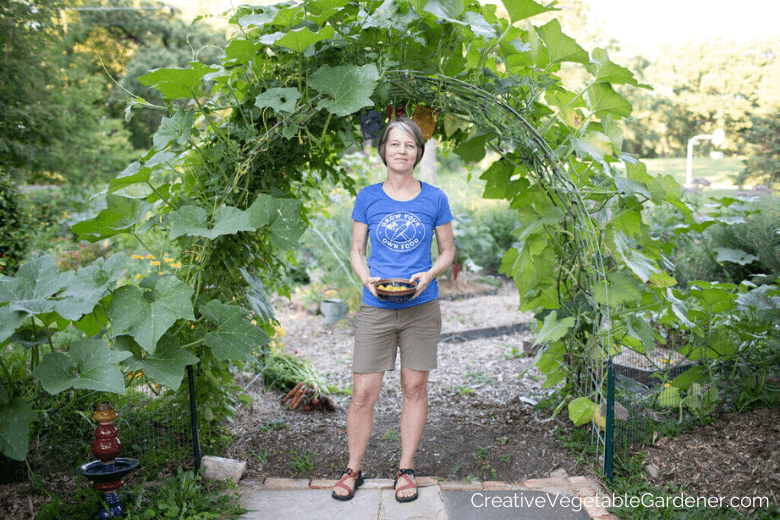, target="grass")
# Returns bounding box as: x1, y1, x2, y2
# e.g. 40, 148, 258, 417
436, 153, 755, 211
641, 156, 746, 187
